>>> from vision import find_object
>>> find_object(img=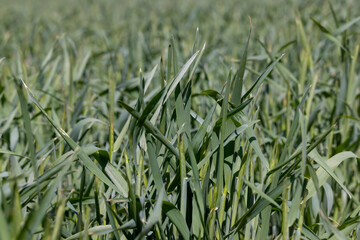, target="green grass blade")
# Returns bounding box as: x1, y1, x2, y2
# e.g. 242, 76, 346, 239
189, 42, 206, 82
0, 148, 30, 159
241, 54, 283, 102
243, 179, 281, 209
231, 24, 251, 105
135, 191, 164, 240
305, 151, 358, 201
103, 195, 121, 240
164, 51, 199, 102
109, 70, 115, 161
16, 160, 70, 240
162, 201, 190, 240
230, 181, 288, 235
0, 208, 10, 240
333, 16, 360, 36
15, 79, 37, 179
118, 100, 179, 158
65, 221, 136, 240
20, 79, 121, 194
51, 197, 67, 240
